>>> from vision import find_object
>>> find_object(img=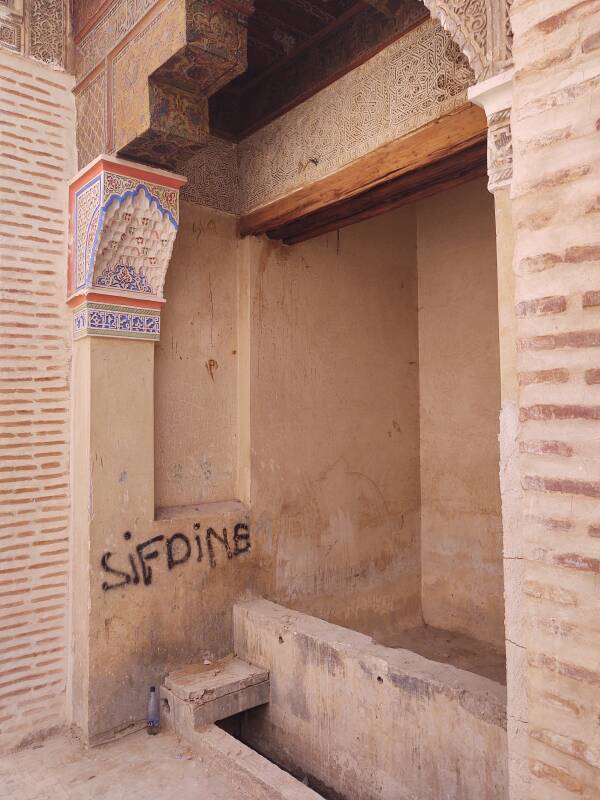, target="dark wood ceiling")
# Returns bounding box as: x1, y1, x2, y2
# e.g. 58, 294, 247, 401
210, 0, 429, 139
